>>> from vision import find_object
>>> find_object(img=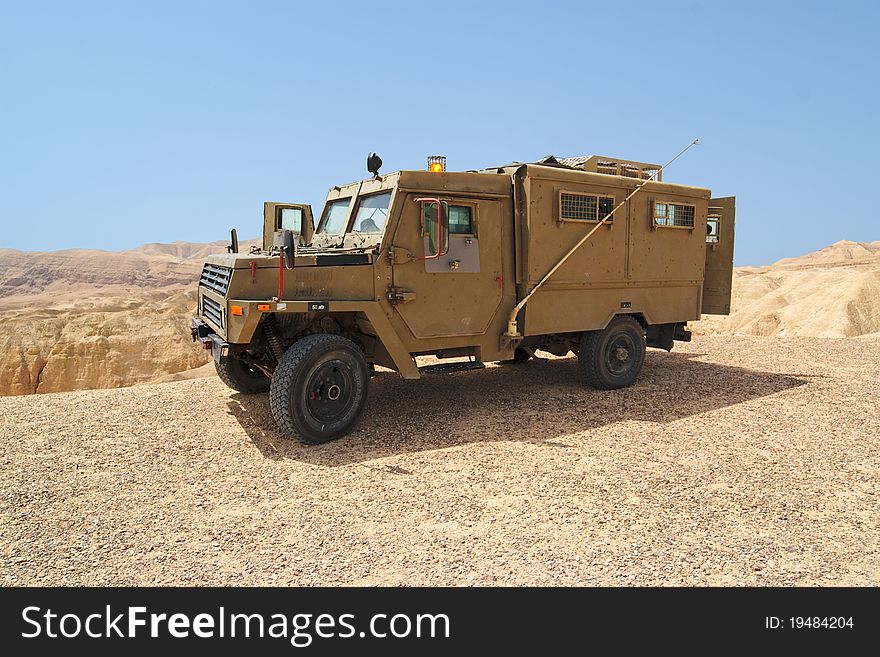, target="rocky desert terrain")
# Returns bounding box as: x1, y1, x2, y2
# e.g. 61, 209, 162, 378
1, 335, 877, 586
0, 240, 255, 396
0, 239, 878, 585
